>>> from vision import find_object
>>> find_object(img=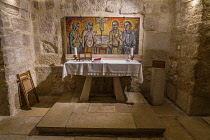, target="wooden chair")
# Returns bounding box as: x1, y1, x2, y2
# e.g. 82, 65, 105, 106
17, 70, 39, 109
